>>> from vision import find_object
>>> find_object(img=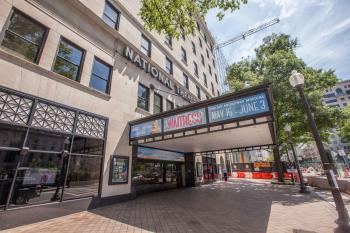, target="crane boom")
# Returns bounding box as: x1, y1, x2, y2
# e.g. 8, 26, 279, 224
215, 18, 280, 49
